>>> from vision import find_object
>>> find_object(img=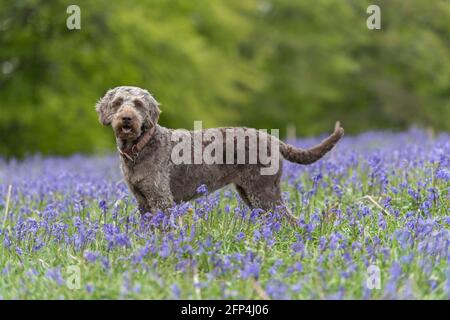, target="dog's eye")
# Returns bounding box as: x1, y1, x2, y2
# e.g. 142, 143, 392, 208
111, 98, 123, 110
134, 99, 145, 109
